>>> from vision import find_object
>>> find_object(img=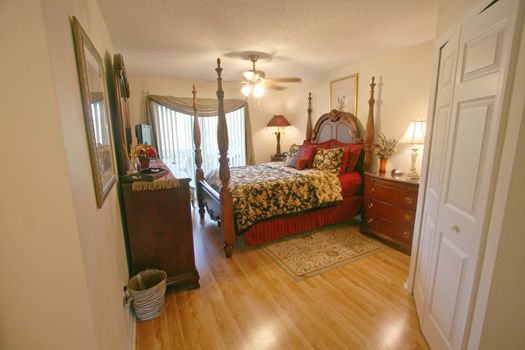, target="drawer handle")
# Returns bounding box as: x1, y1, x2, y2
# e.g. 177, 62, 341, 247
451, 224, 460, 233
404, 196, 414, 204
402, 231, 410, 240
370, 187, 375, 194
368, 218, 374, 224
403, 213, 412, 222
368, 202, 374, 209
